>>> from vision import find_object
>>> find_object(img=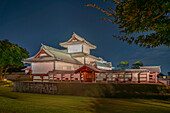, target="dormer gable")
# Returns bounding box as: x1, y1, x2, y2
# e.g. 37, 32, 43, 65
60, 32, 96, 49
34, 44, 53, 58
67, 36, 80, 42
59, 32, 96, 54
